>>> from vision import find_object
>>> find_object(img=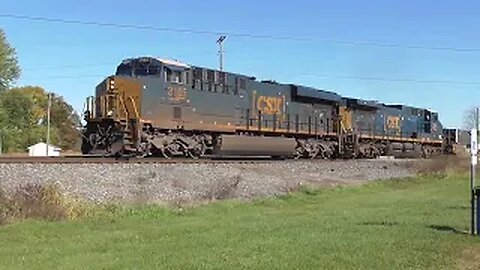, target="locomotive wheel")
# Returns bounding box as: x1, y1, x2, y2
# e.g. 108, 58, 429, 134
309, 149, 319, 159
293, 147, 304, 160
161, 148, 173, 159
187, 143, 206, 160
135, 142, 152, 158
187, 149, 201, 159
